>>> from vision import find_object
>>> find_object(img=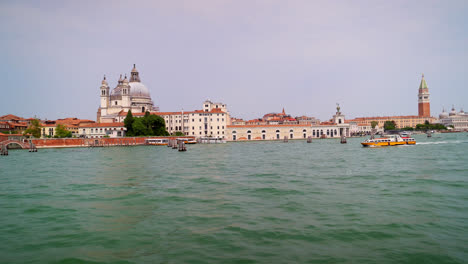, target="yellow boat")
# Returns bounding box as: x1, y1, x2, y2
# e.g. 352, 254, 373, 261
361, 134, 416, 147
